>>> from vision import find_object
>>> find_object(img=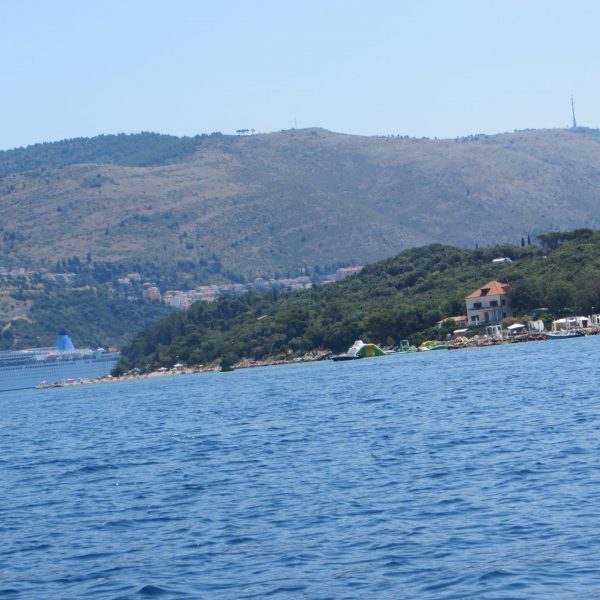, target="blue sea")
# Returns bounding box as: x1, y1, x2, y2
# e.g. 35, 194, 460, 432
2, 337, 600, 598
